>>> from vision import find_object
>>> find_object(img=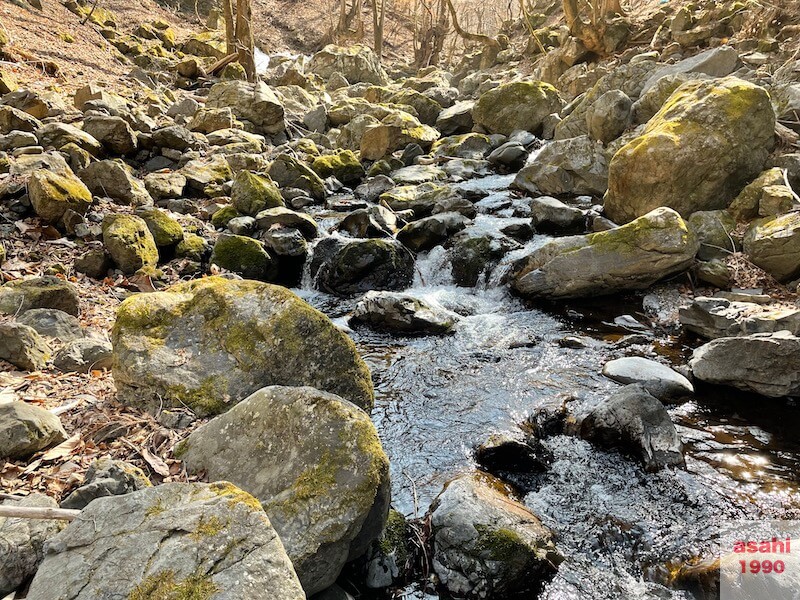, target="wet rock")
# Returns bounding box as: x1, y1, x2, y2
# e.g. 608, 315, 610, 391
206, 80, 285, 135
179, 386, 390, 595
605, 78, 775, 223
308, 44, 389, 85
18, 308, 83, 342
514, 135, 609, 196
0, 322, 51, 371
338, 206, 398, 238
602, 356, 693, 401
102, 214, 159, 274
80, 159, 153, 206
82, 115, 137, 155
210, 234, 276, 280
579, 384, 684, 471
689, 331, 800, 397
256, 206, 318, 239
53, 338, 113, 373
743, 212, 800, 282
0, 494, 65, 596
27, 482, 306, 600
61, 457, 151, 509
111, 277, 374, 414
510, 208, 698, 299
311, 237, 415, 297
447, 231, 520, 287
488, 141, 528, 170
397, 212, 470, 252
680, 296, 800, 339
430, 473, 562, 599
0, 276, 80, 316
350, 291, 459, 335
28, 168, 93, 224
0, 401, 67, 459
473, 81, 563, 136
530, 196, 587, 233
586, 90, 632, 144
364, 509, 409, 589
475, 433, 551, 477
